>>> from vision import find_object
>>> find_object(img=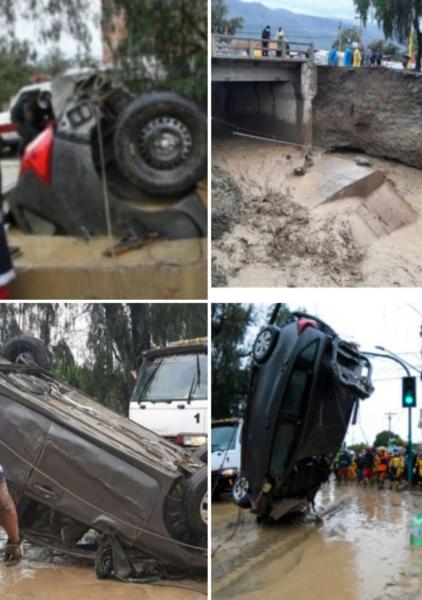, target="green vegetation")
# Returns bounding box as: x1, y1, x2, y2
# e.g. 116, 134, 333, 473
373, 430, 406, 448
0, 0, 206, 107
333, 26, 362, 50
212, 303, 292, 419
0, 303, 207, 416
212, 0, 244, 35
353, 0, 422, 70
